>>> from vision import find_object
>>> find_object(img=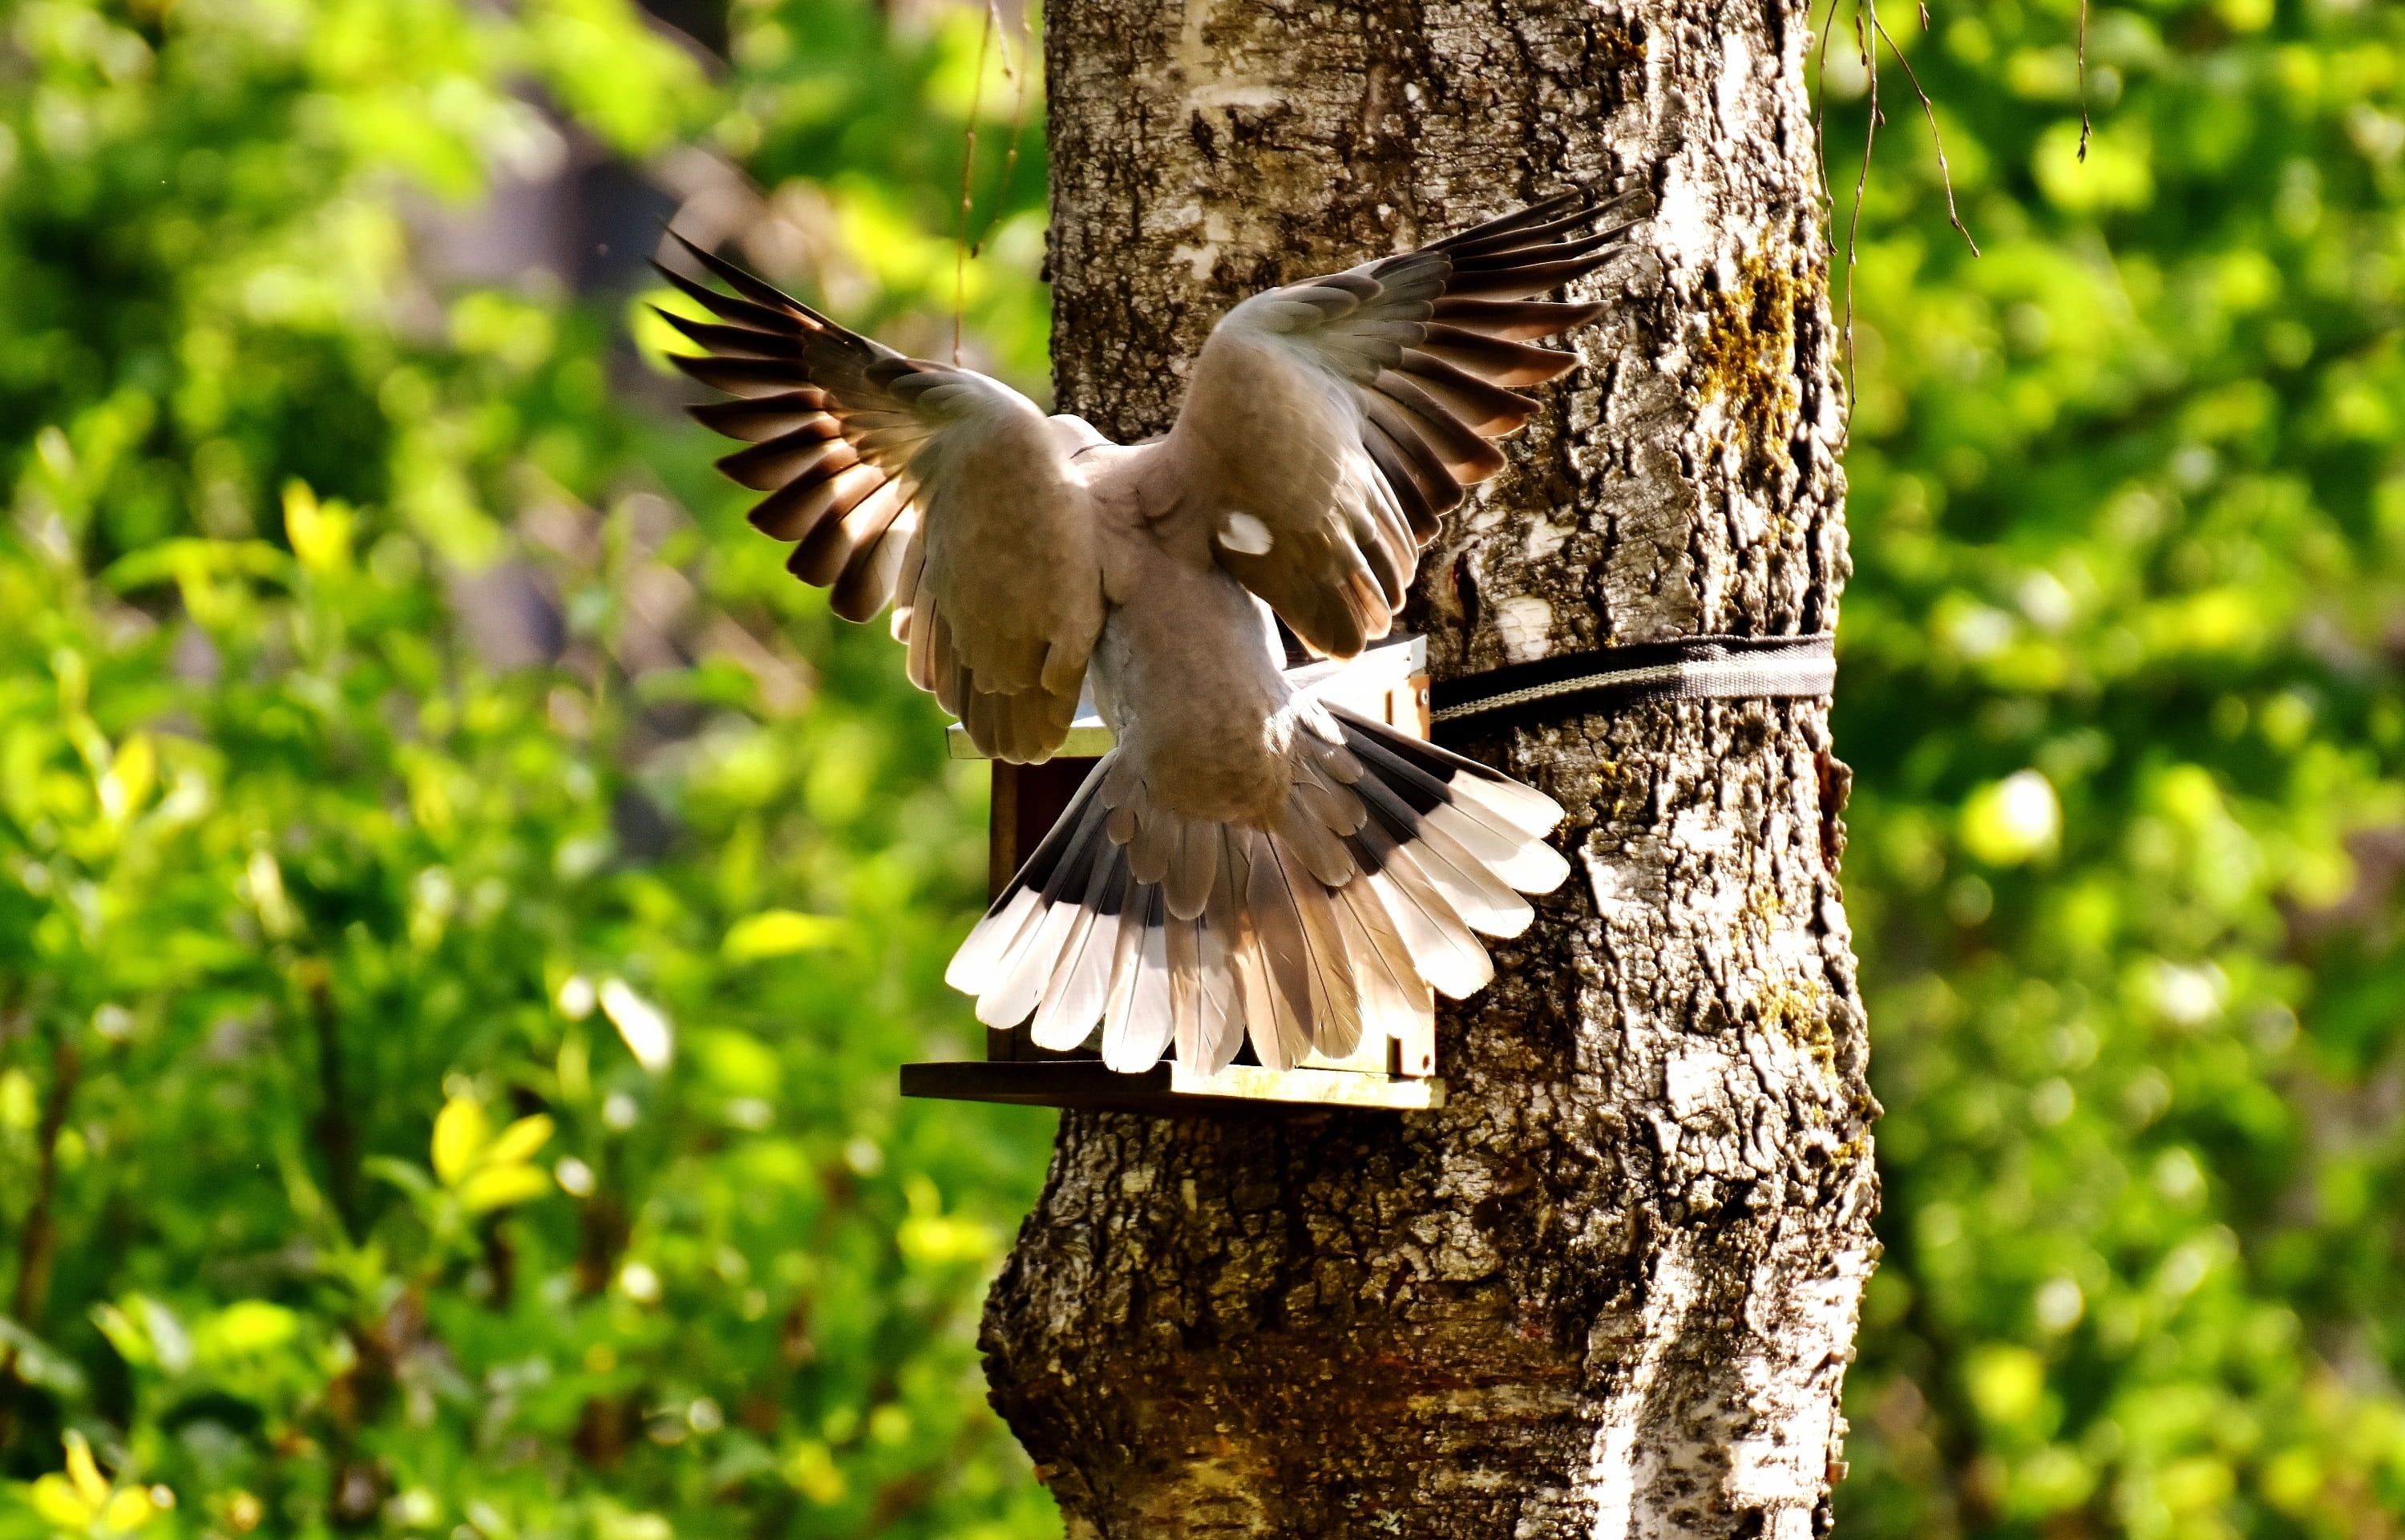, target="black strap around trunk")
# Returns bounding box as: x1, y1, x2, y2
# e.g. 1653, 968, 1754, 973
1428, 633, 1835, 742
